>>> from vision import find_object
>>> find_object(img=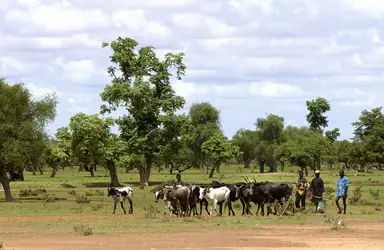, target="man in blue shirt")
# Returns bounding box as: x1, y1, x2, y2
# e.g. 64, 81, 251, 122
336, 170, 349, 214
